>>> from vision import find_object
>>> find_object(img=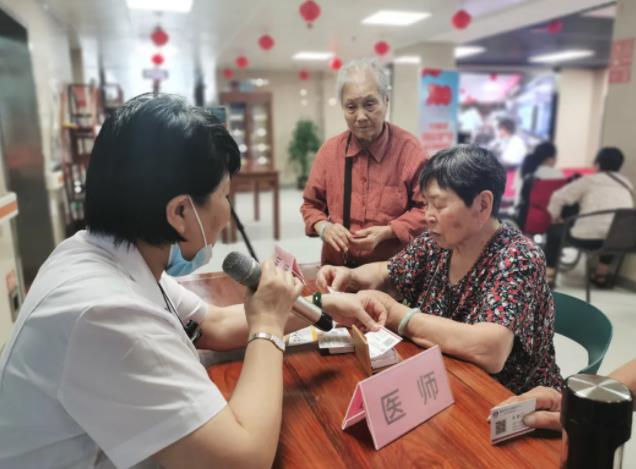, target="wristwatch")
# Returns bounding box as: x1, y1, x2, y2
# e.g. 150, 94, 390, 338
248, 332, 286, 352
